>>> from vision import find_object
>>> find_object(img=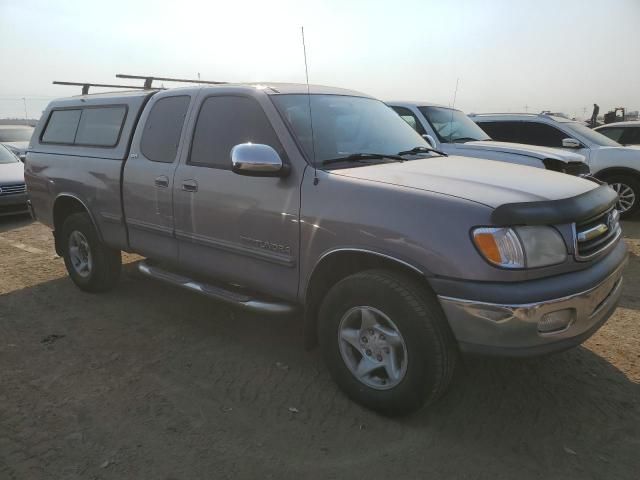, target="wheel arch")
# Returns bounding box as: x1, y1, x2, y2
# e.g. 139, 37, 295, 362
593, 166, 640, 181
52, 194, 102, 256
302, 248, 430, 349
